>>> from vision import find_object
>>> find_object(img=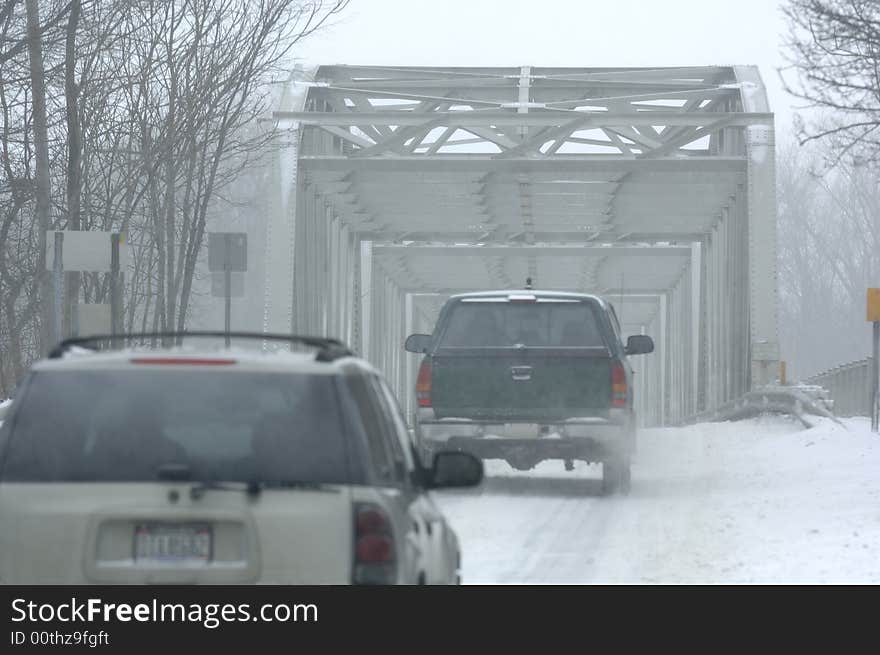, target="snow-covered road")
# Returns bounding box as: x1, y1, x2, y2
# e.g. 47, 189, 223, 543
435, 416, 880, 584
